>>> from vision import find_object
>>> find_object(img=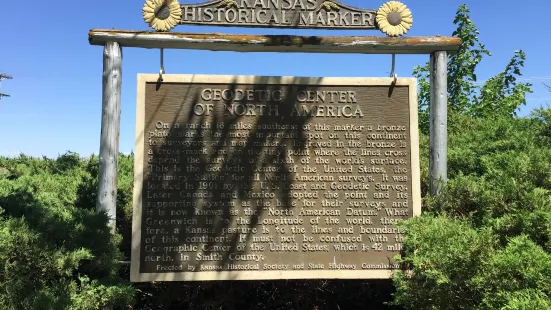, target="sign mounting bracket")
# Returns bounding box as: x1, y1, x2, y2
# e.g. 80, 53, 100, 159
390, 54, 397, 84
159, 48, 165, 82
